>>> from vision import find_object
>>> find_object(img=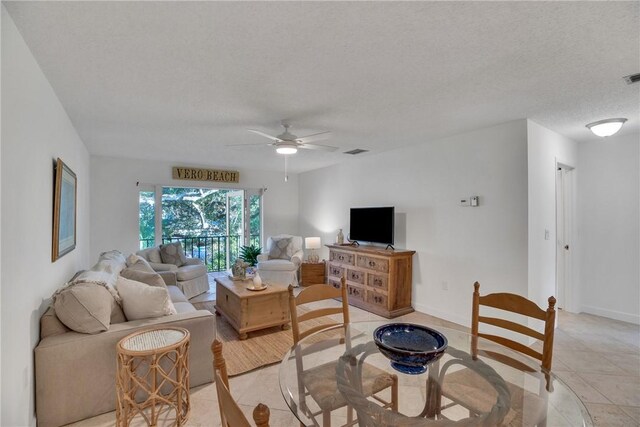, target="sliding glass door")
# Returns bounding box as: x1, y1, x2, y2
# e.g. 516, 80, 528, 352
138, 187, 262, 271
